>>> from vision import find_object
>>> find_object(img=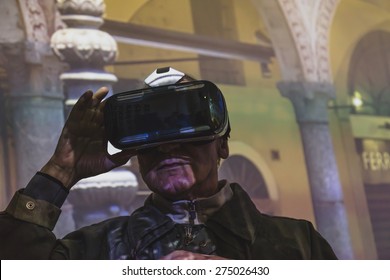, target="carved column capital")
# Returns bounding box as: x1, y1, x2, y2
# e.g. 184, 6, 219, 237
56, 0, 105, 17
57, 0, 105, 27
277, 80, 335, 123
51, 28, 117, 67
